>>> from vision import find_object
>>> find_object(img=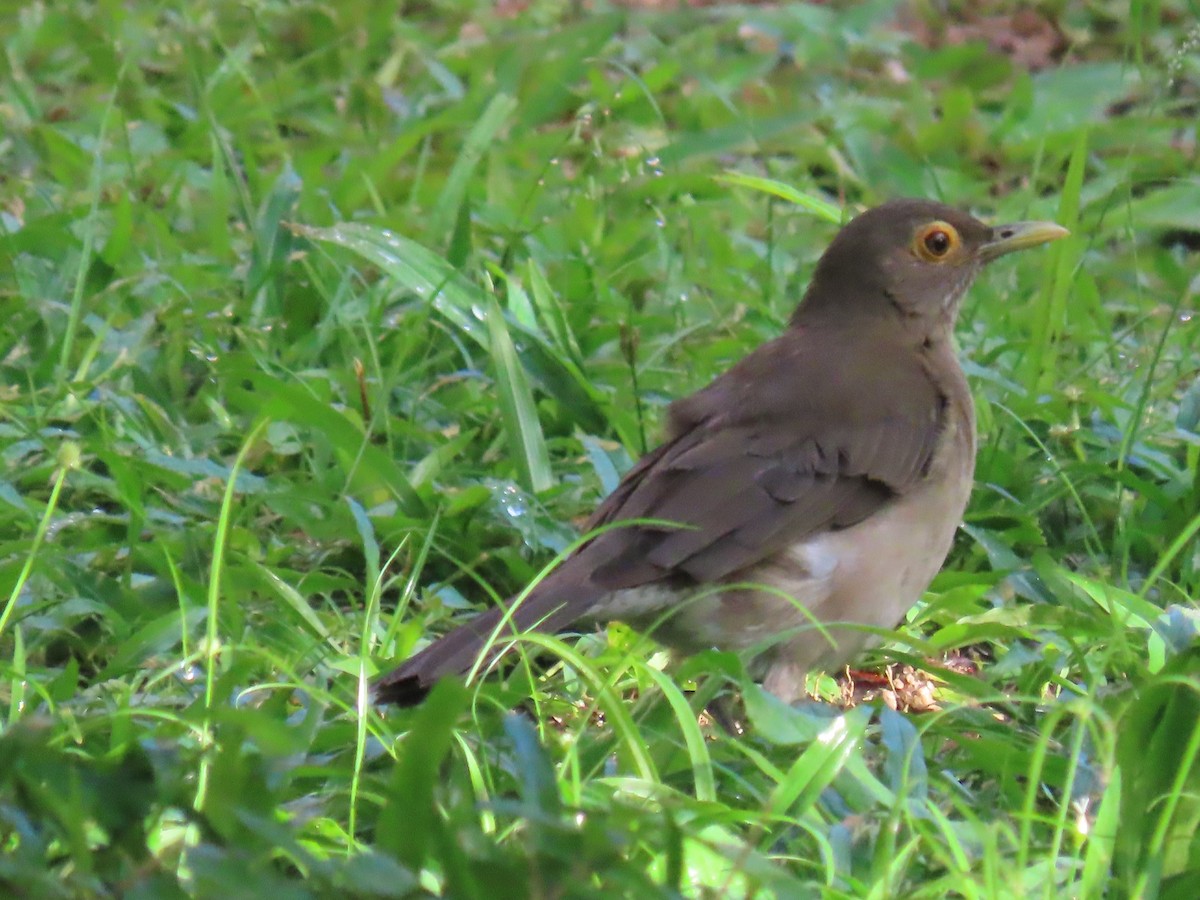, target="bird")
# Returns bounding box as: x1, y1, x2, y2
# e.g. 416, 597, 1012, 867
375, 198, 1068, 707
